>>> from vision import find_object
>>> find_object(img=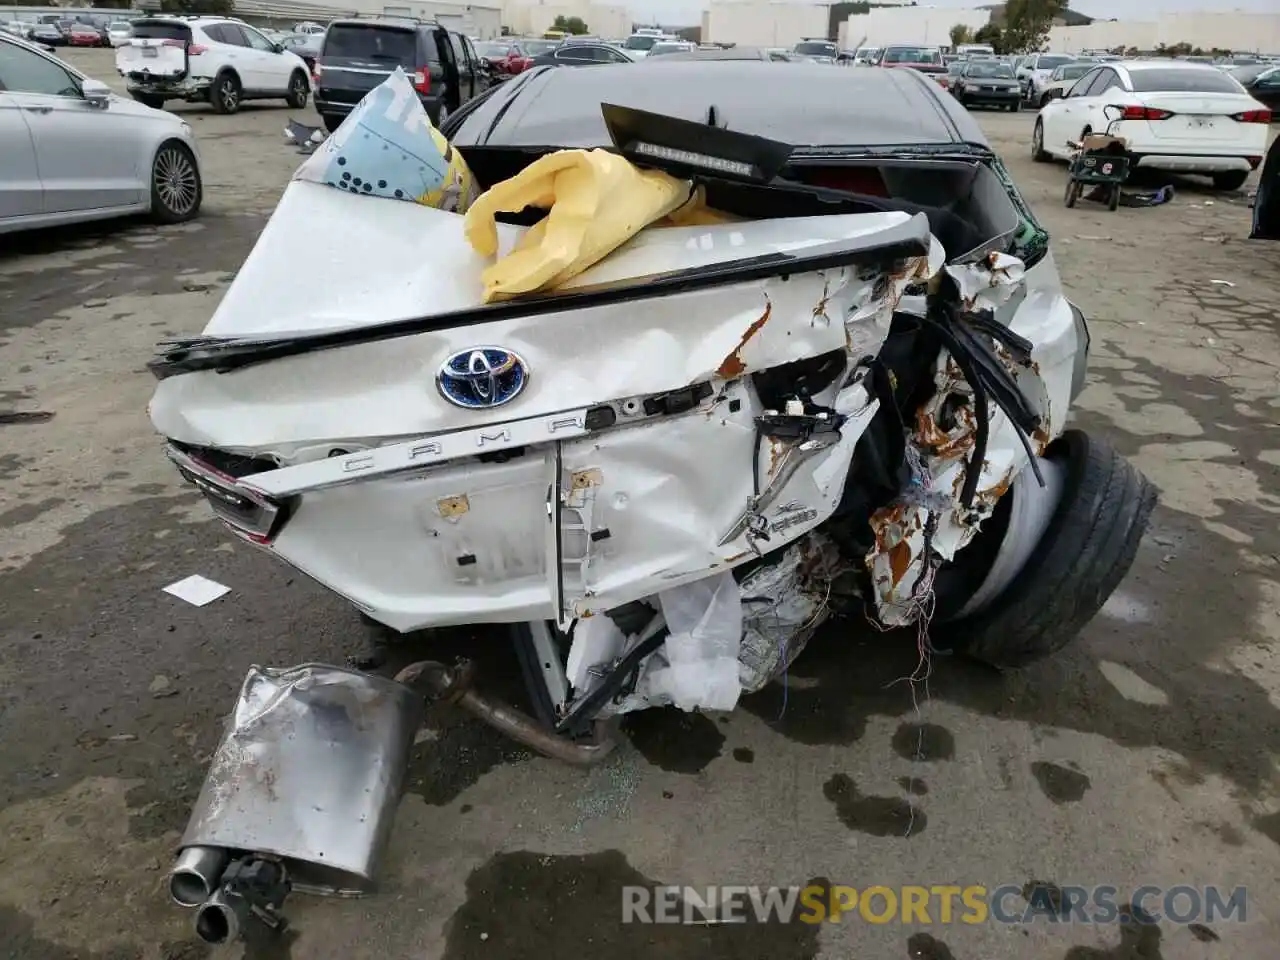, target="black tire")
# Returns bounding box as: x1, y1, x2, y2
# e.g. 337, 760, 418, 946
1211, 170, 1249, 191
131, 92, 165, 109
1032, 119, 1050, 162
149, 140, 202, 224
1108, 184, 1121, 212
1064, 179, 1080, 208
321, 113, 343, 134
941, 431, 1157, 669
285, 69, 309, 109
1009, 100, 1020, 112
210, 71, 241, 114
